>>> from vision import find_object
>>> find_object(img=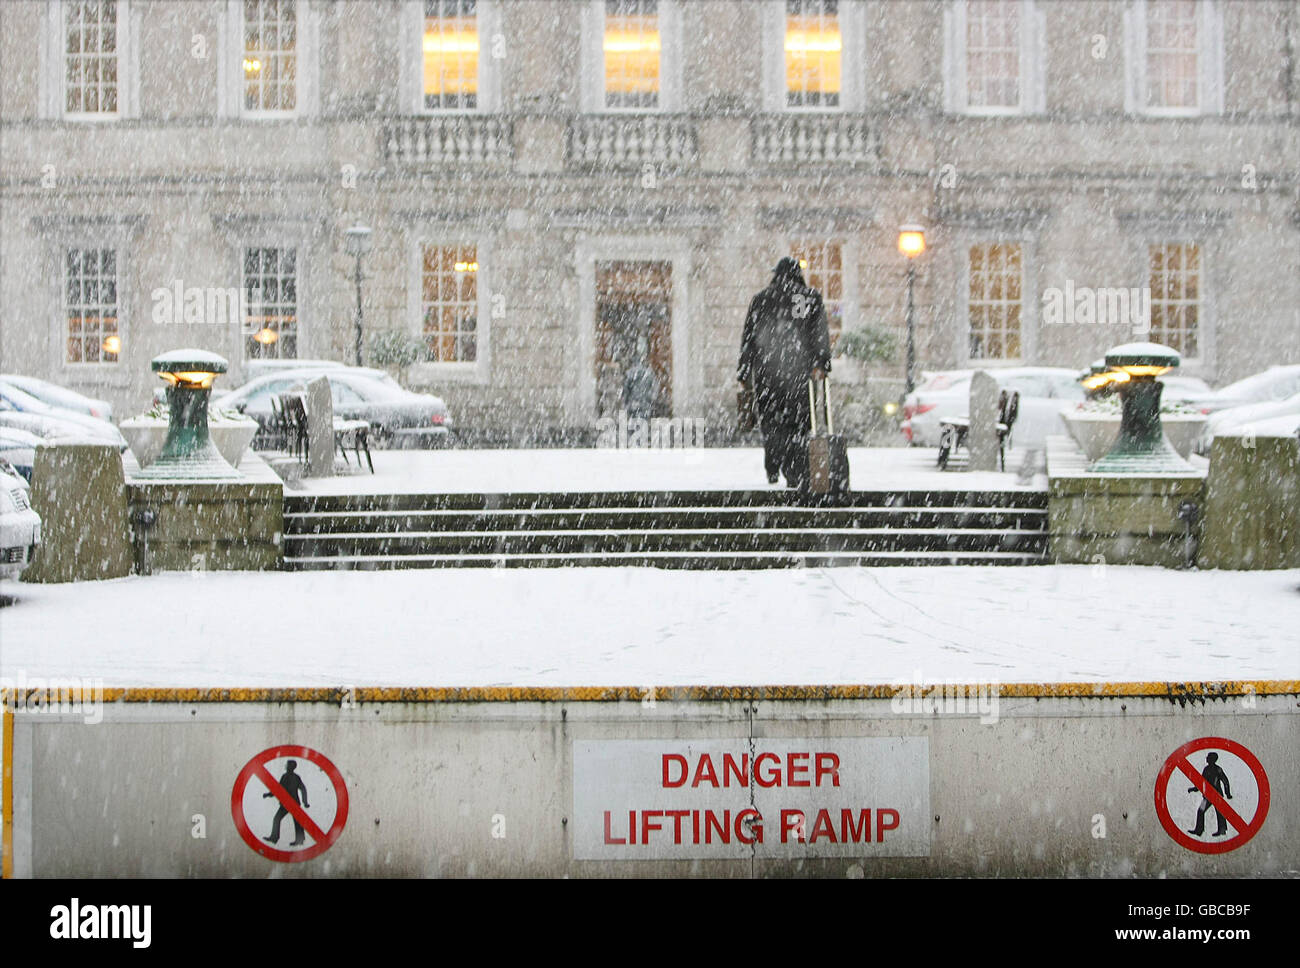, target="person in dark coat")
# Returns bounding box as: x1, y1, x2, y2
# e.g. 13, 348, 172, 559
737, 257, 832, 488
